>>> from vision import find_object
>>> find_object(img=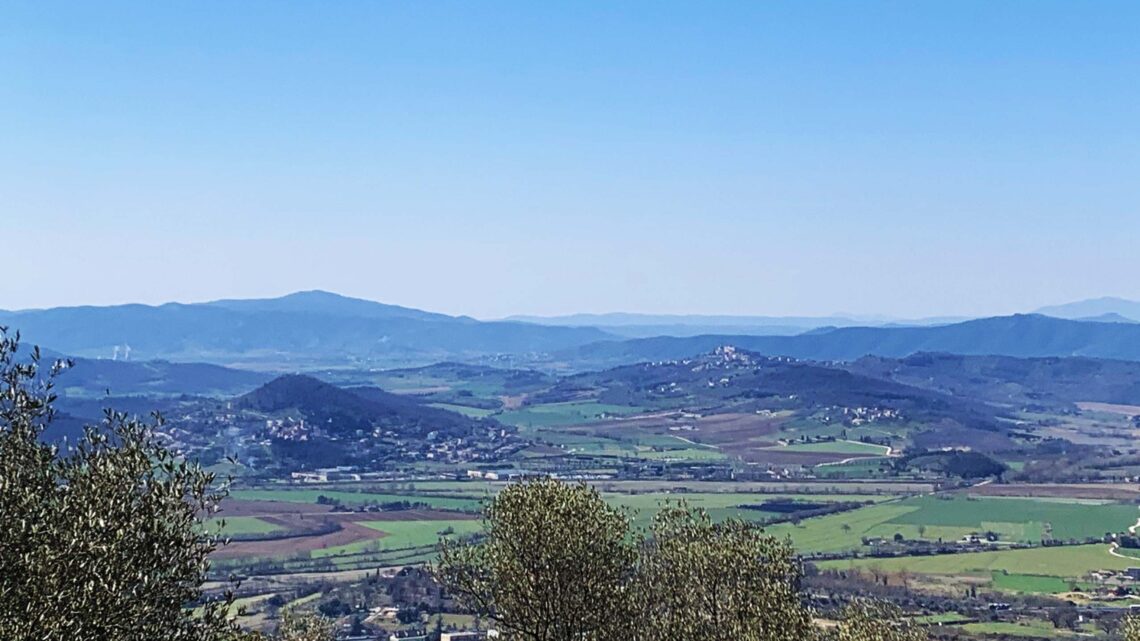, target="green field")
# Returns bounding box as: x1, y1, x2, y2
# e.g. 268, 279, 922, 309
779, 441, 890, 455
311, 519, 482, 558
362, 479, 931, 495
204, 516, 282, 535
633, 447, 726, 461
599, 491, 885, 530
990, 572, 1091, 594
815, 458, 892, 478
765, 495, 1138, 553
887, 495, 1137, 541
427, 403, 497, 418
497, 401, 645, 429
765, 503, 918, 551
818, 544, 1132, 578
911, 613, 973, 625
953, 620, 1076, 638
528, 427, 728, 461
533, 430, 639, 455
229, 489, 484, 511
